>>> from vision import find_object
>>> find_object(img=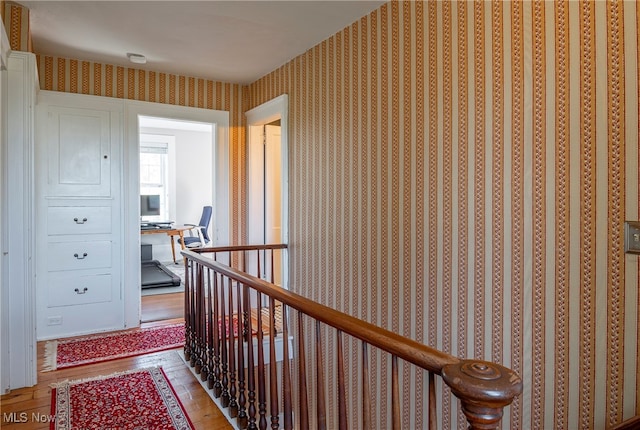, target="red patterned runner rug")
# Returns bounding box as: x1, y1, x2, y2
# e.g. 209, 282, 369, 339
50, 367, 194, 430
43, 323, 185, 371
